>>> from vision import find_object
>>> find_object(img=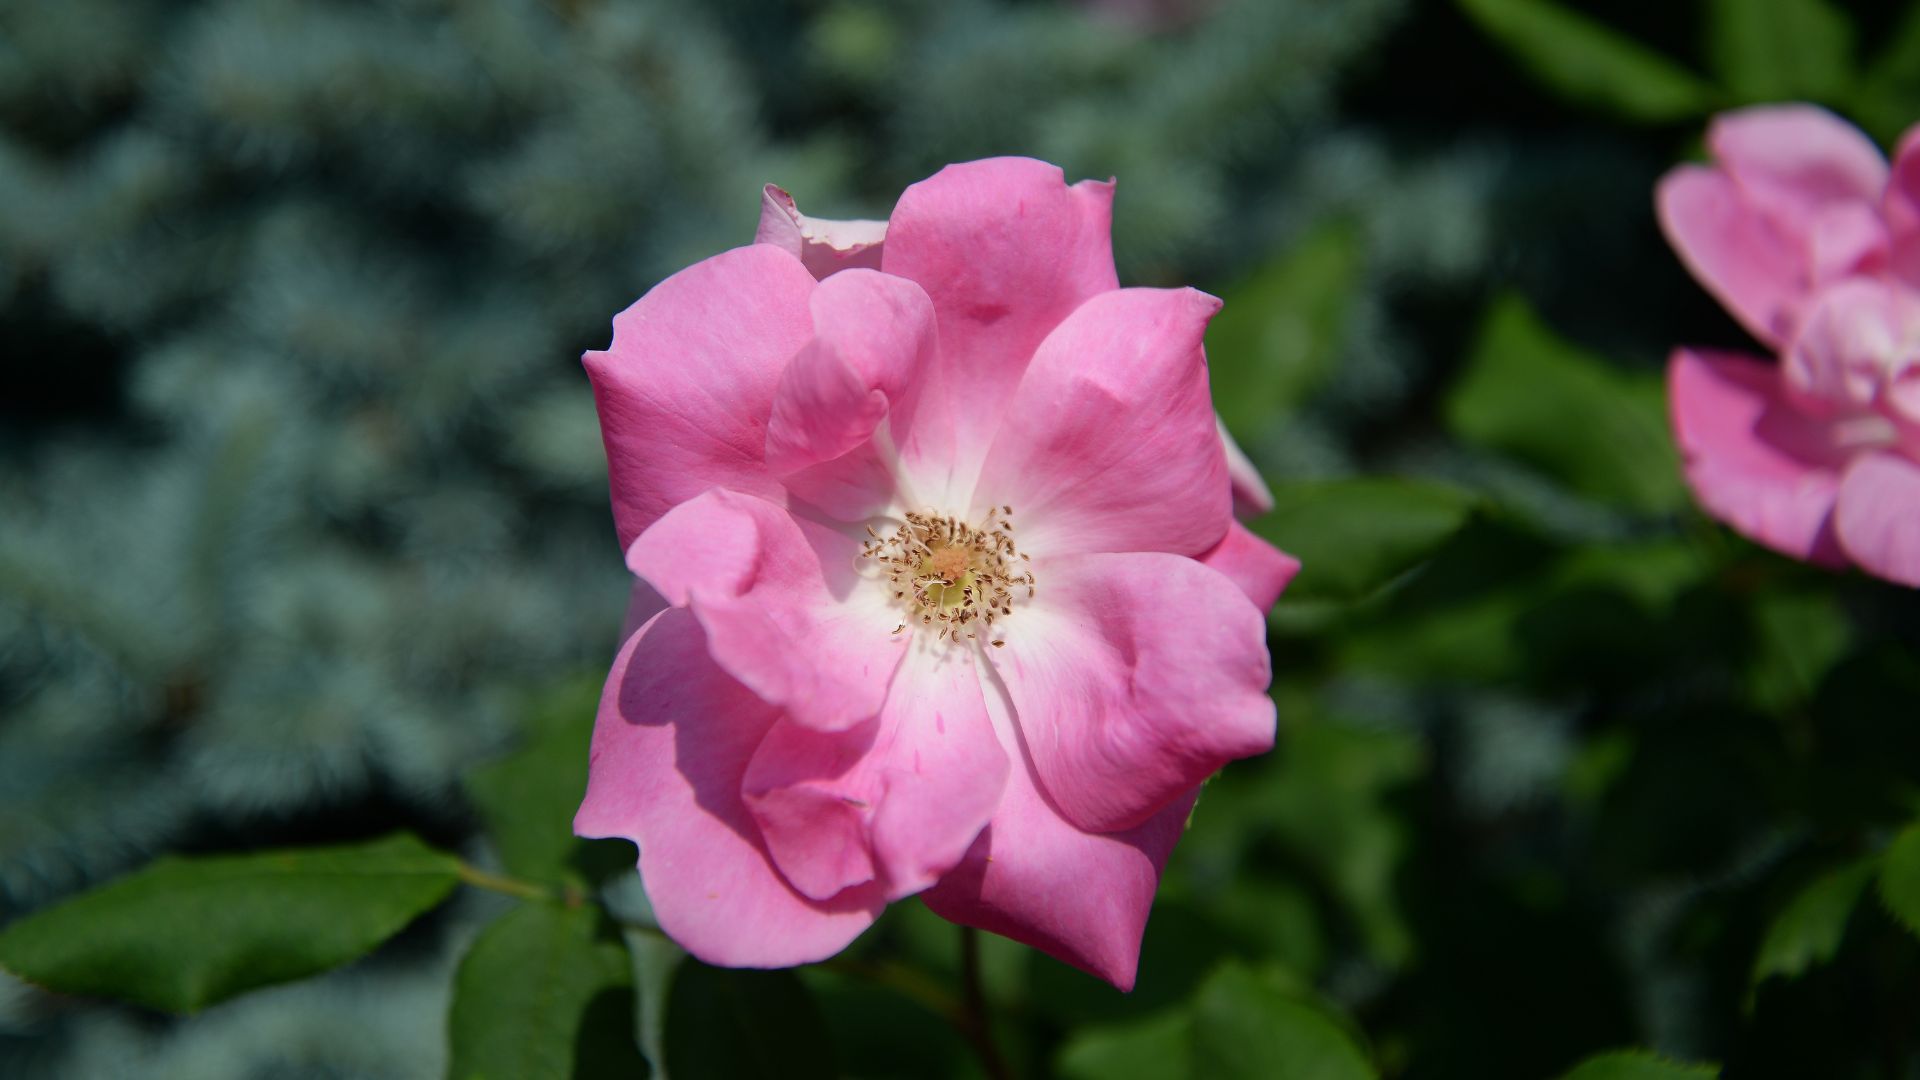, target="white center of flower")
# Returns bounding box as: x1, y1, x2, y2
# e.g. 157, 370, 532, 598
860, 506, 1033, 646
1833, 413, 1900, 451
